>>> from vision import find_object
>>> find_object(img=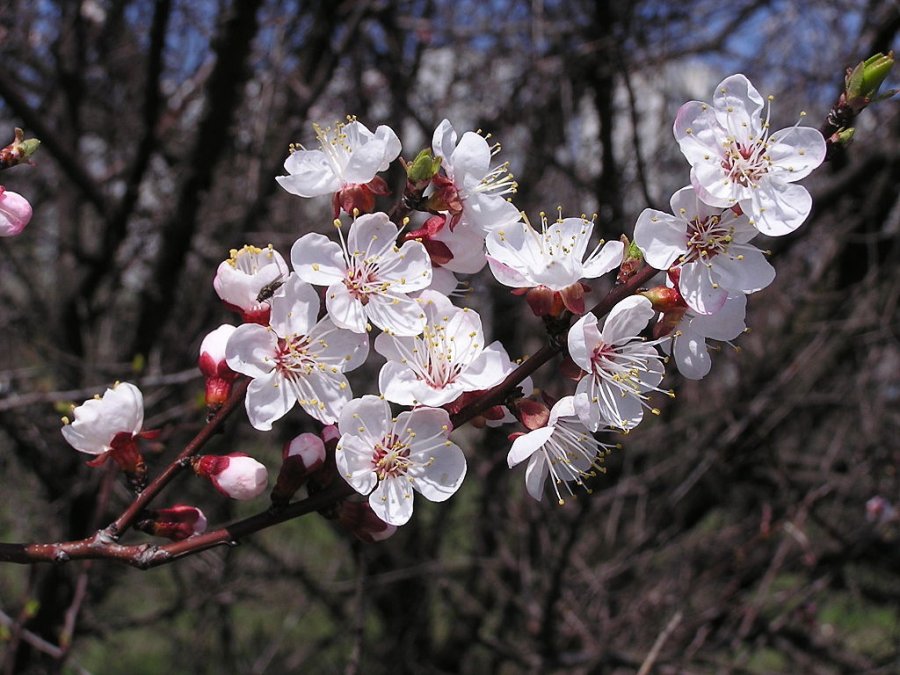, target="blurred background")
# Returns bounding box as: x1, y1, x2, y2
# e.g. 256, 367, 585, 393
0, 0, 898, 672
